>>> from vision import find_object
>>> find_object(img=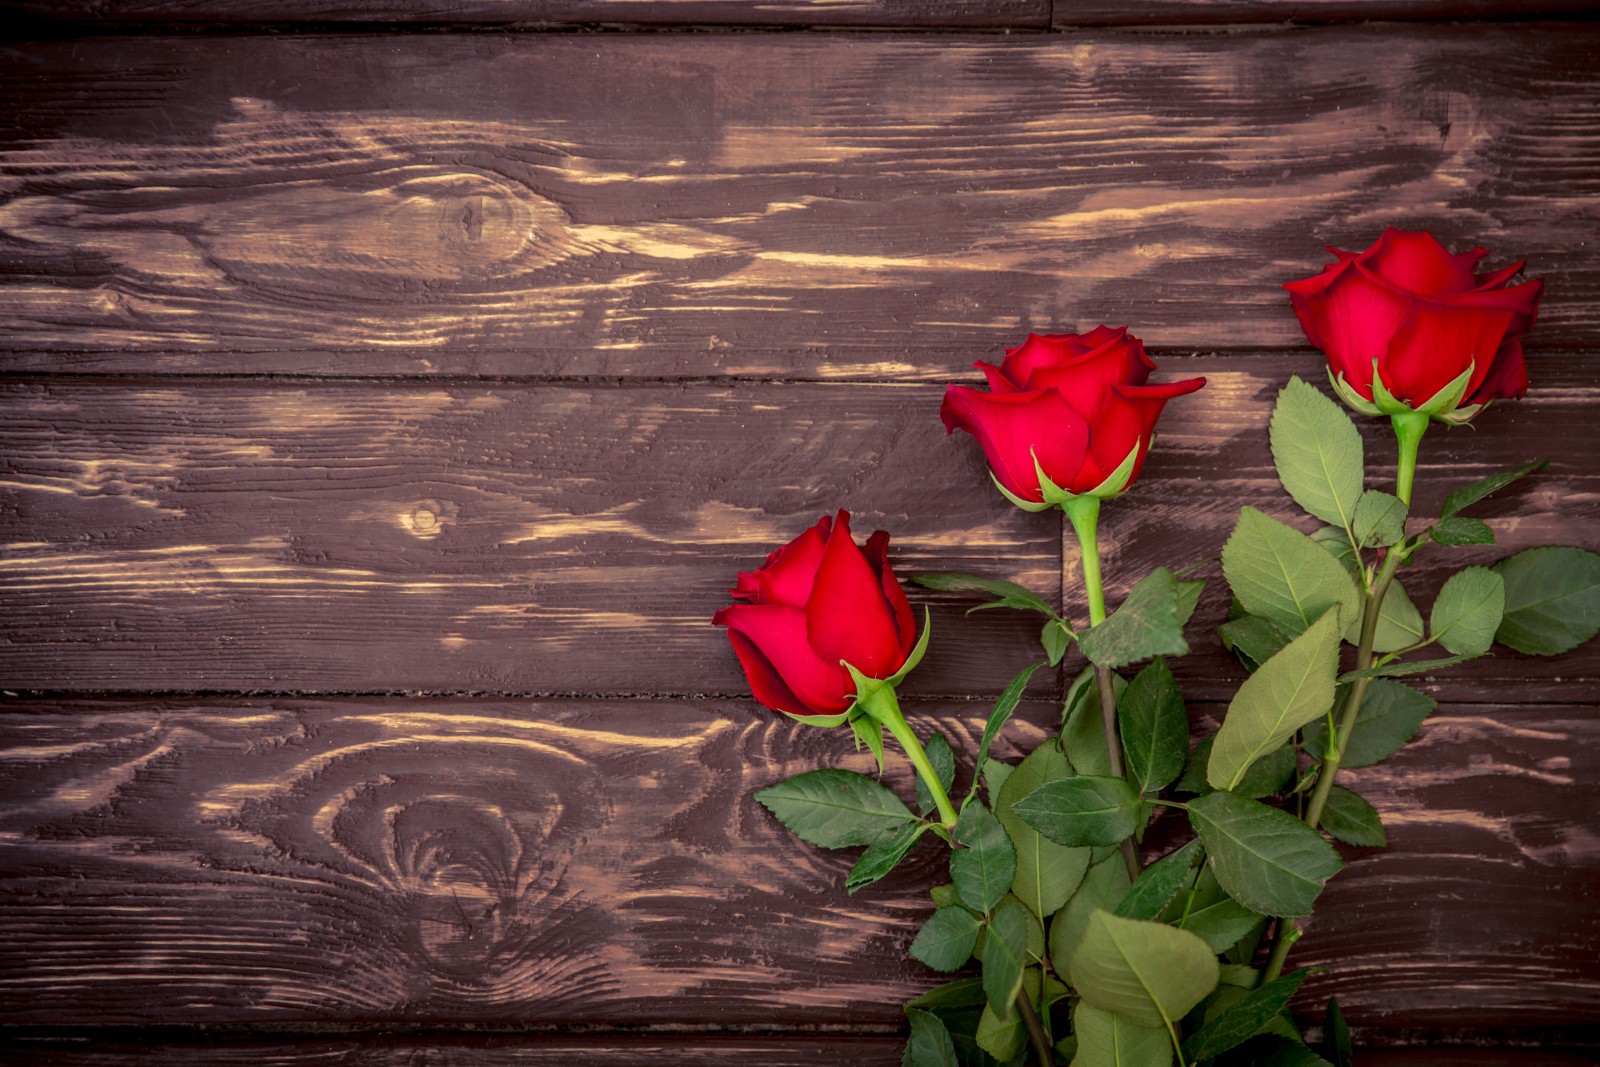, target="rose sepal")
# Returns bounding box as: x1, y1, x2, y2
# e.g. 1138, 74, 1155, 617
779, 708, 855, 729
886, 606, 934, 686
990, 471, 1055, 513
1368, 359, 1478, 423
842, 658, 960, 828
1328, 368, 1383, 417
